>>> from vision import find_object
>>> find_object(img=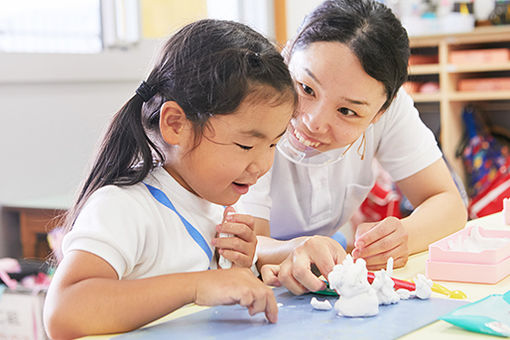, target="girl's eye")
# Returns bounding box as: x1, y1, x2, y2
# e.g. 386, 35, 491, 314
299, 82, 315, 96
235, 143, 253, 151
270, 143, 277, 148
338, 107, 357, 117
